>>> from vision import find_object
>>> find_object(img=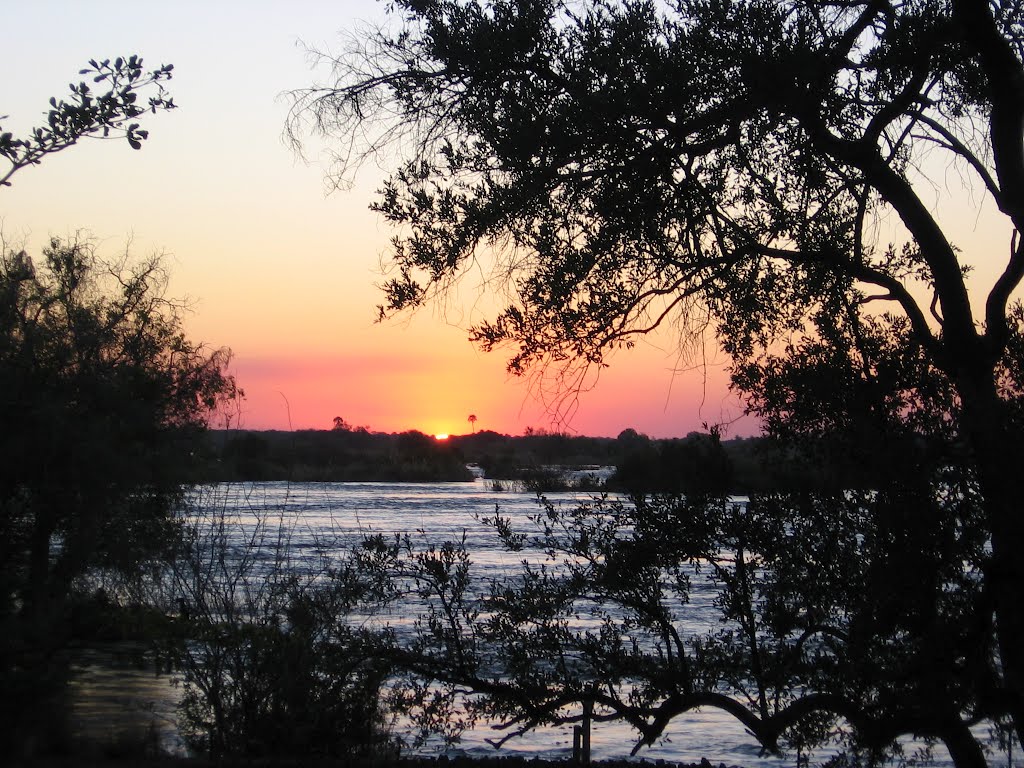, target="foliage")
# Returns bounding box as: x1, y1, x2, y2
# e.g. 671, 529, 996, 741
355, 426, 1000, 765
1, 55, 175, 187
731, 301, 1021, 766
291, 0, 1024, 759
0, 238, 236, 610
613, 430, 733, 495
207, 425, 859, 490
0, 238, 236, 754
1, 55, 196, 618
343, 309, 1015, 766
0, 54, 228, 759
162, 490, 398, 758
466, 429, 619, 477
292, 0, 1022, 376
